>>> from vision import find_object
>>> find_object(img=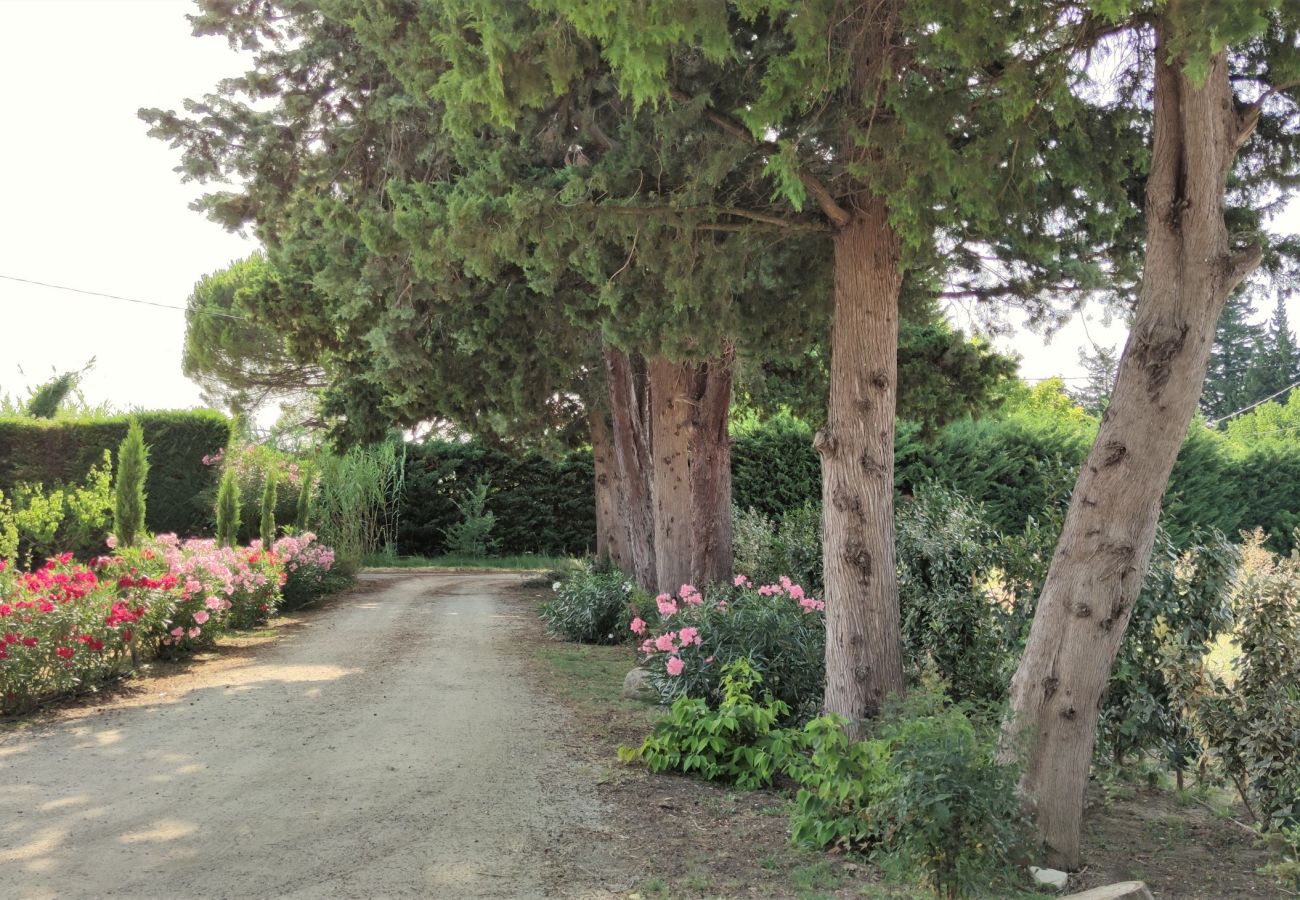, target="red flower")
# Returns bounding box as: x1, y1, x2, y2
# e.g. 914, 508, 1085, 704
21, 637, 38, 647
121, 629, 133, 643
56, 647, 74, 659
0, 604, 10, 617
2, 633, 15, 644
